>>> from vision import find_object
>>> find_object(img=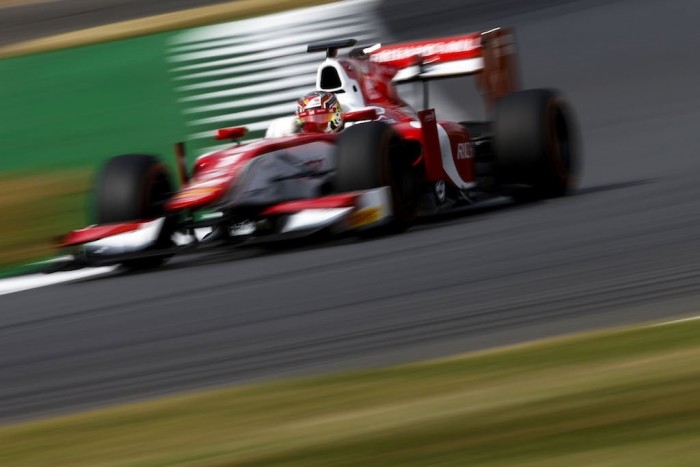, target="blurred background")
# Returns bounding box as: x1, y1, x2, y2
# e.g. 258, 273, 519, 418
2, 0, 700, 464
